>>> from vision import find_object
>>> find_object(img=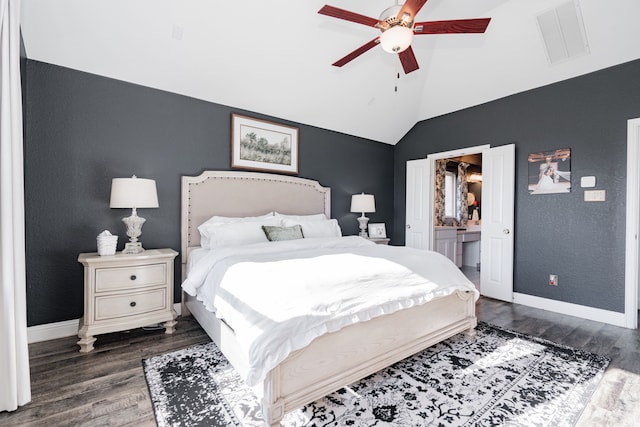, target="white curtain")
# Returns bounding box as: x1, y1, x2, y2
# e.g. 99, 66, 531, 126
0, 0, 31, 412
